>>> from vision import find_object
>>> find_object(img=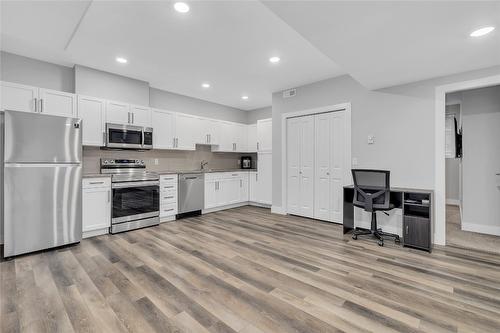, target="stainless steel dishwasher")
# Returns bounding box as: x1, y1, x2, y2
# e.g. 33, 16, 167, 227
178, 173, 204, 217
